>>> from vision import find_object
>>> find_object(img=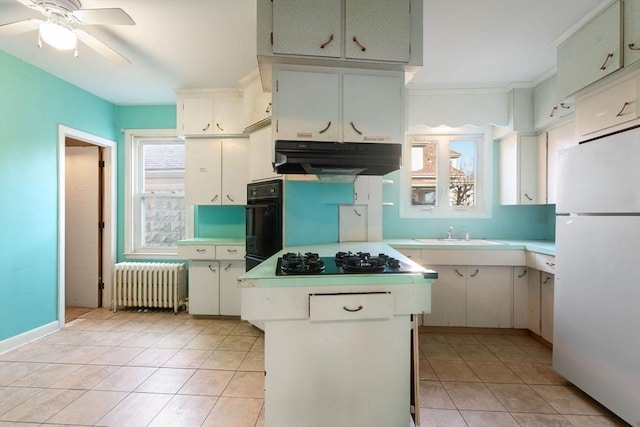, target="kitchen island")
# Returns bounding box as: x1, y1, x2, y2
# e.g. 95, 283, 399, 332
239, 242, 436, 427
